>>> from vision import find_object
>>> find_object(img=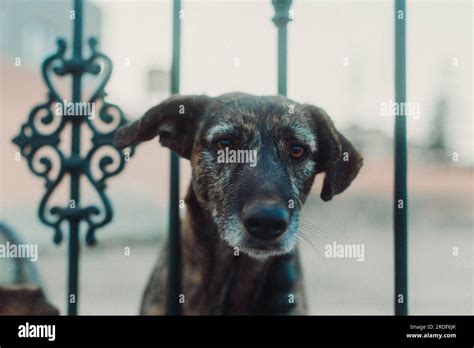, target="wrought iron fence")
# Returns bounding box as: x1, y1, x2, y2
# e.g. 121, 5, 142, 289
167, 0, 183, 317
12, 0, 408, 316
394, 0, 408, 317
